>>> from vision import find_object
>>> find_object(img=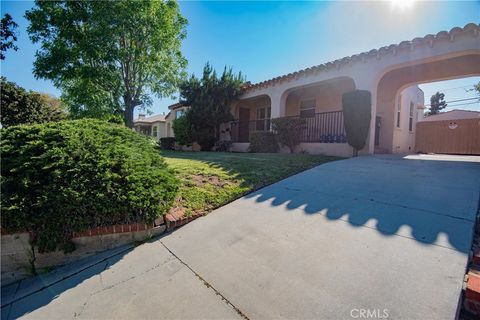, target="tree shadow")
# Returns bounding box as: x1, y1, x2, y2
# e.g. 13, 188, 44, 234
241, 154, 480, 254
